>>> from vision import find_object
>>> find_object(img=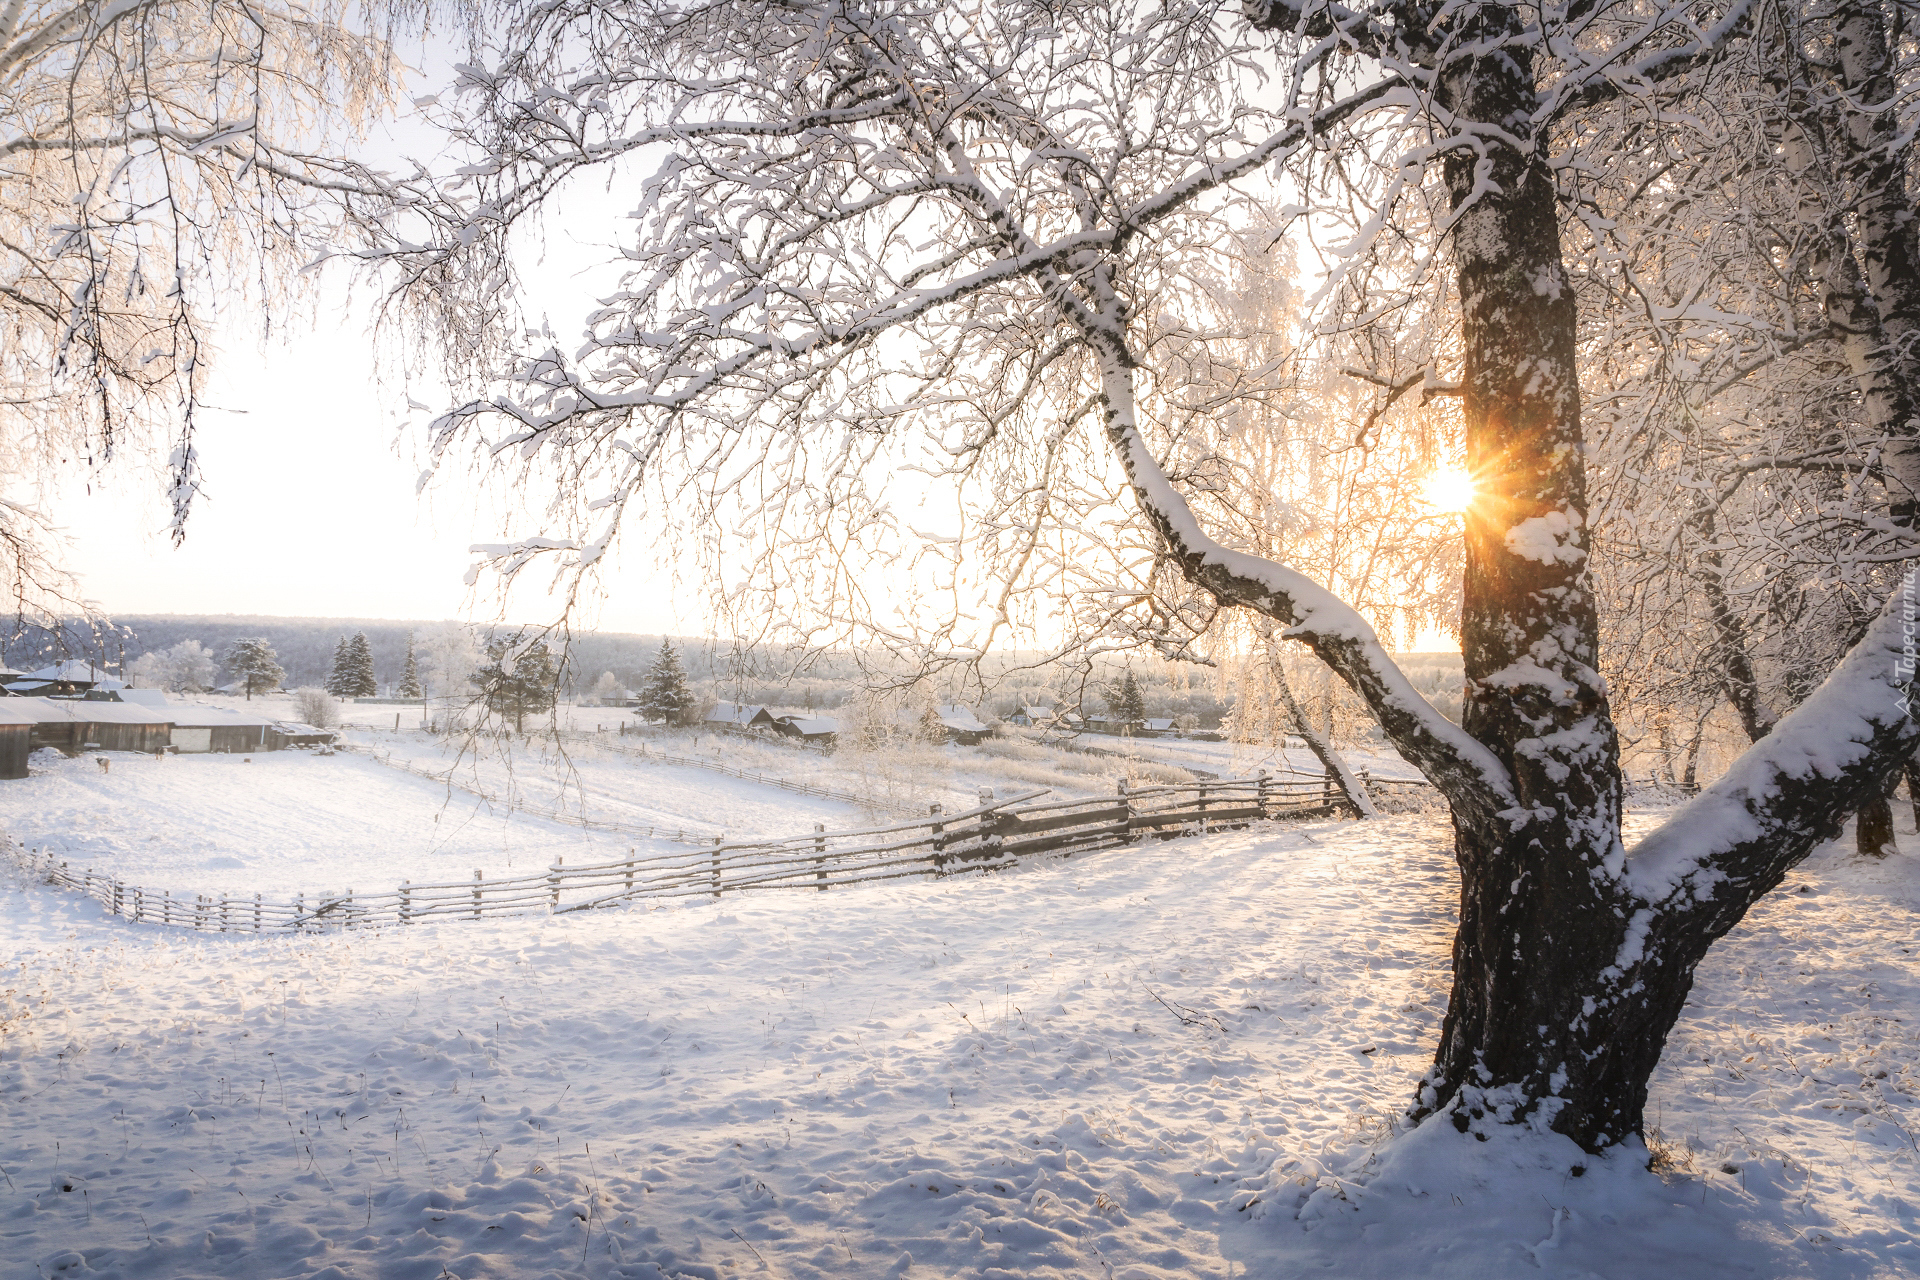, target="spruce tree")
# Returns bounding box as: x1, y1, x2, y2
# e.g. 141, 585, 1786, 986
638, 639, 694, 724
1107, 671, 1145, 733
223, 638, 285, 700
323, 636, 353, 697
345, 632, 378, 697
397, 633, 423, 699
473, 636, 559, 732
